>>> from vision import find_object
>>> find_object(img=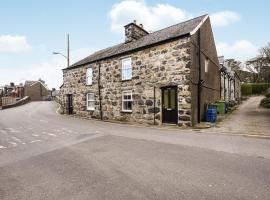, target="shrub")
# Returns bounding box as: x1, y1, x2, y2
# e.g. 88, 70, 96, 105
260, 97, 270, 108
251, 83, 270, 94
241, 83, 270, 96
241, 84, 252, 96
265, 93, 270, 98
